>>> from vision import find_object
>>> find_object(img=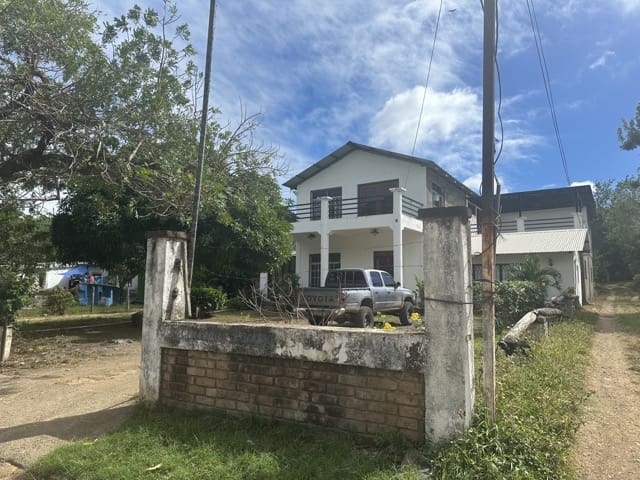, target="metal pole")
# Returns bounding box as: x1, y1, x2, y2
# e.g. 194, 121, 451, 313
188, 0, 217, 291
481, 0, 497, 422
